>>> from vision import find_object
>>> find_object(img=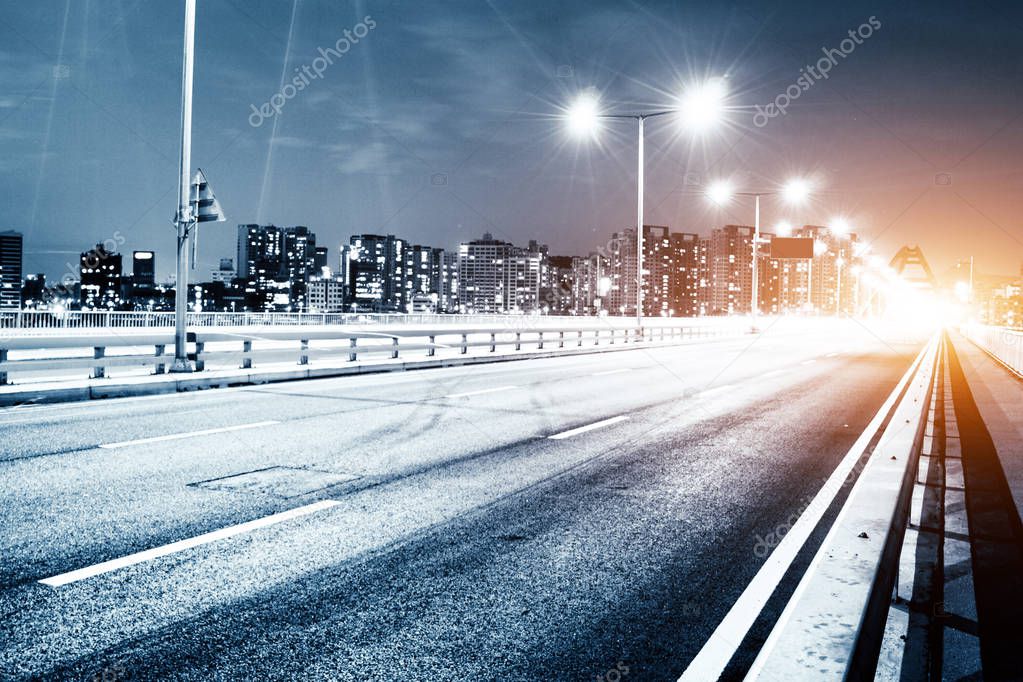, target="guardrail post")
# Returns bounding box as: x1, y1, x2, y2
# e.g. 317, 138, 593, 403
559, 331, 565, 349
490, 333, 496, 352
515, 332, 521, 351
92, 346, 105, 379
154, 344, 165, 374
0, 348, 7, 385
194, 342, 205, 372
594, 330, 600, 346
391, 337, 399, 359
537, 332, 544, 350
577, 330, 583, 347
242, 340, 252, 369
461, 333, 468, 354
610, 329, 616, 345
299, 339, 309, 365
348, 337, 357, 362
428, 335, 435, 357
